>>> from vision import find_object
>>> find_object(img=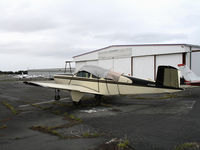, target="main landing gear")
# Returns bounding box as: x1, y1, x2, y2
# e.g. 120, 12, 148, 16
55, 89, 60, 100
72, 95, 102, 106
73, 100, 82, 106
